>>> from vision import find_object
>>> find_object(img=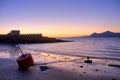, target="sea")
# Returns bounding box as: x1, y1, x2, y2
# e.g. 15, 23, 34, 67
0, 37, 120, 61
